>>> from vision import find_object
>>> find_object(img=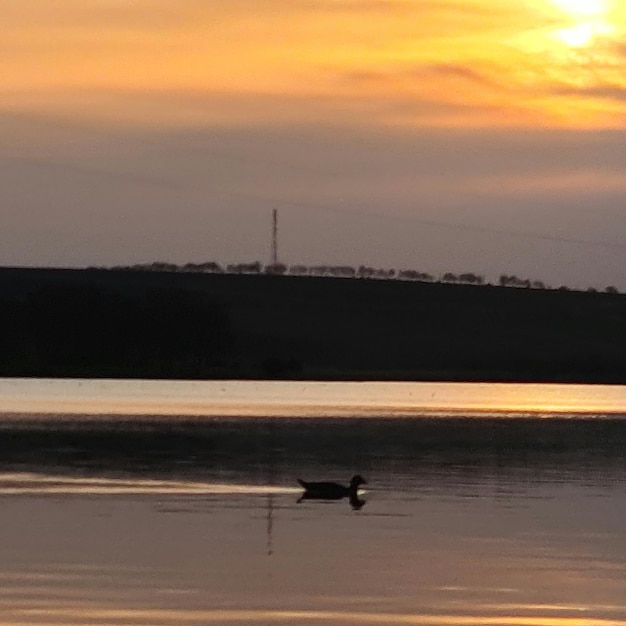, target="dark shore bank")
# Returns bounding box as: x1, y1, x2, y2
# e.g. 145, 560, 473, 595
1, 266, 625, 383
